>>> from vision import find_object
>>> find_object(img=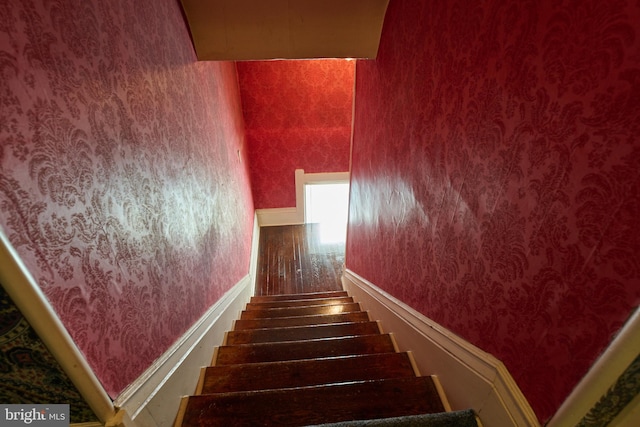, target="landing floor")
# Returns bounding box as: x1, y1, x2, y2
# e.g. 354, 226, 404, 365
255, 224, 345, 295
